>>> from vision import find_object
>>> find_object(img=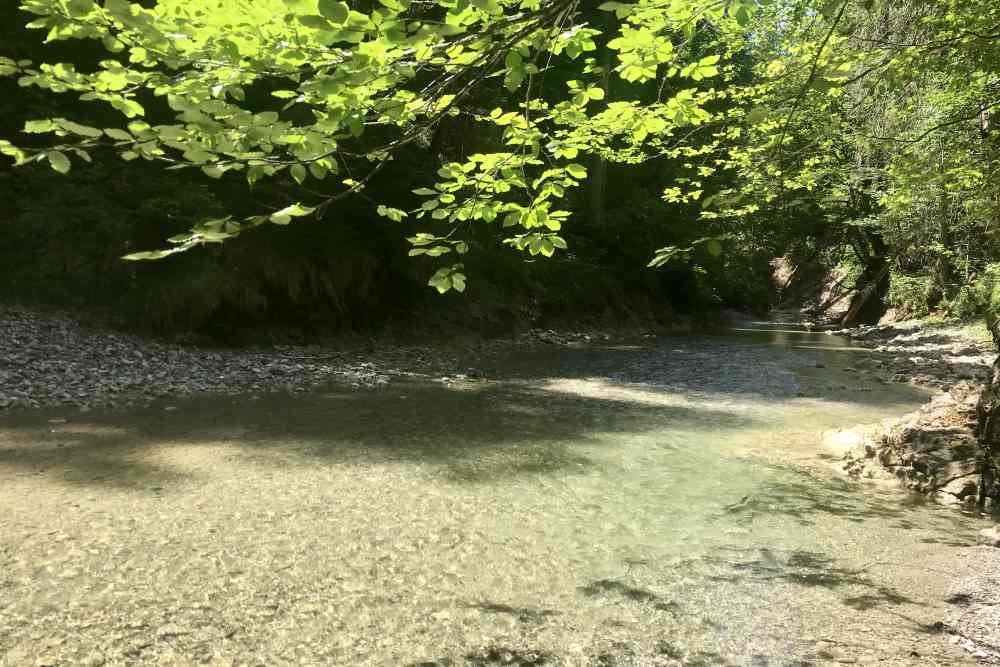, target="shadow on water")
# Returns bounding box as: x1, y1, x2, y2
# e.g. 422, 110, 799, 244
0, 374, 756, 490
411, 644, 738, 667
467, 601, 560, 624
713, 461, 975, 532
407, 646, 556, 667
578, 578, 682, 615
685, 543, 962, 643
